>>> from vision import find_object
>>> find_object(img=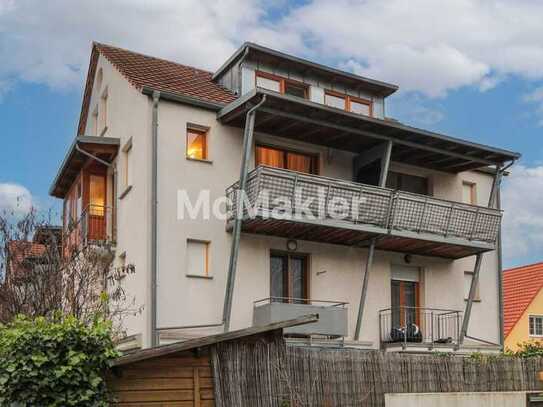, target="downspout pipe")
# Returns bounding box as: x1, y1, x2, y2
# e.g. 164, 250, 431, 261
151, 91, 160, 347
223, 95, 267, 331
